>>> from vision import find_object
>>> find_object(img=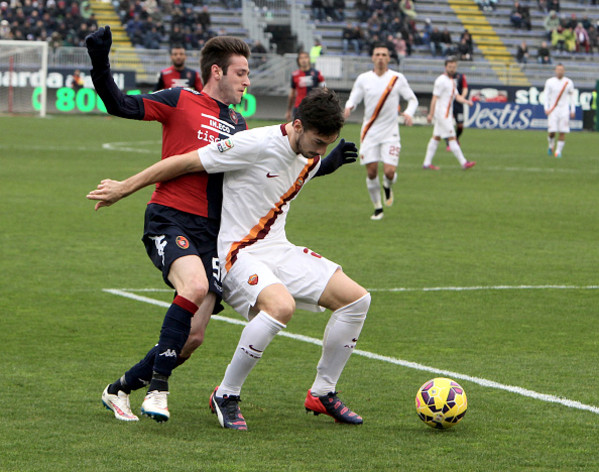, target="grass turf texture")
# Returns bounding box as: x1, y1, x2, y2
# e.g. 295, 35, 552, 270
1, 114, 598, 471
